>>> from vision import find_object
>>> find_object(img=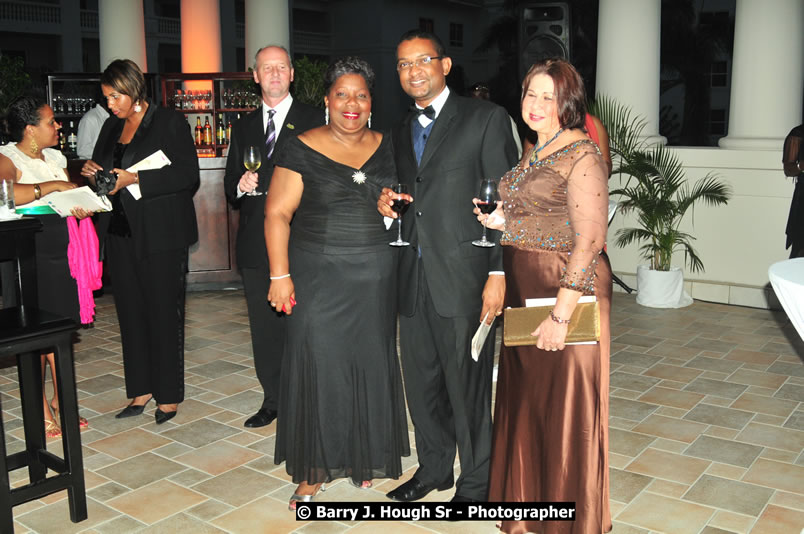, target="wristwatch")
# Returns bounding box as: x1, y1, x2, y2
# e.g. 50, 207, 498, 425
33, 184, 41, 200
